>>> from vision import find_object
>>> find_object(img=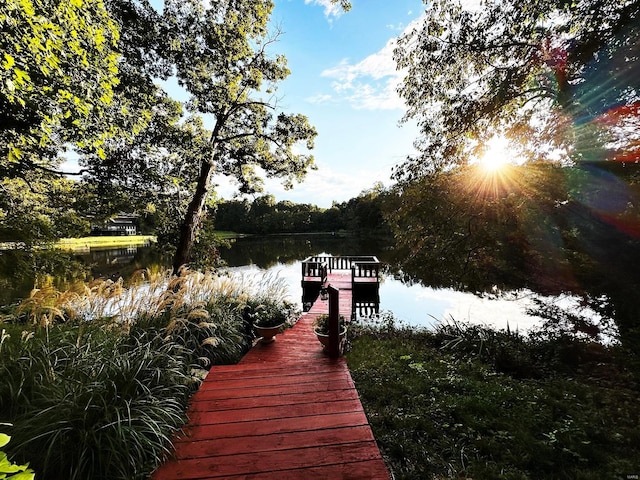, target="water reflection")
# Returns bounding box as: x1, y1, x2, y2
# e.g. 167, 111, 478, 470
0, 235, 591, 333
218, 236, 555, 331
